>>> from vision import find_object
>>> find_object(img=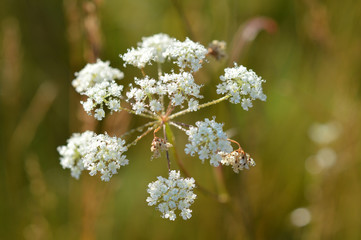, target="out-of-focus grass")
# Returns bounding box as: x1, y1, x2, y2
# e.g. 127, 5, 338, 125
1, 0, 361, 239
